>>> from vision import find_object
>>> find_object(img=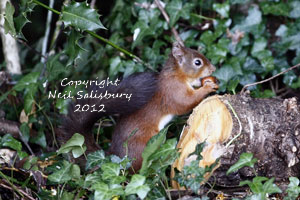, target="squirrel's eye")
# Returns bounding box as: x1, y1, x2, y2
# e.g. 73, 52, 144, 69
194, 58, 203, 67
